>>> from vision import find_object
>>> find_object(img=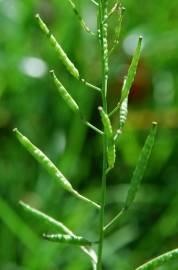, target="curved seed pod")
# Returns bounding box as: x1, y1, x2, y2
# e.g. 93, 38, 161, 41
19, 201, 73, 235
43, 233, 92, 246
13, 128, 73, 192
50, 70, 79, 113
14, 129, 100, 209
35, 14, 79, 79
119, 97, 128, 129
68, 0, 94, 35
19, 201, 97, 265
135, 248, 178, 270
120, 36, 142, 104
125, 122, 157, 209
99, 107, 113, 138
107, 142, 116, 170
